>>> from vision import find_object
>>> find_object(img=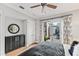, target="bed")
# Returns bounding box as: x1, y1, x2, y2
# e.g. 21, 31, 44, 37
19, 40, 65, 56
